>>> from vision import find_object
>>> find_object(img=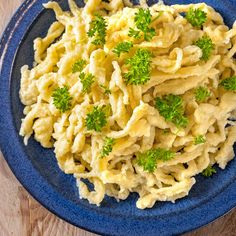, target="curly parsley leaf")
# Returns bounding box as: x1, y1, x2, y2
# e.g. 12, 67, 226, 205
79, 72, 95, 93
128, 28, 141, 39
151, 11, 163, 23
72, 59, 86, 73
202, 165, 216, 177
137, 148, 175, 173
52, 86, 72, 113
87, 14, 107, 46
129, 8, 156, 41
219, 76, 236, 91
195, 35, 214, 61
155, 94, 188, 128
113, 41, 133, 57
100, 84, 111, 95
194, 135, 206, 145
163, 129, 170, 135
195, 86, 211, 102
185, 8, 207, 28
100, 137, 115, 158
124, 48, 152, 85
85, 106, 108, 132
